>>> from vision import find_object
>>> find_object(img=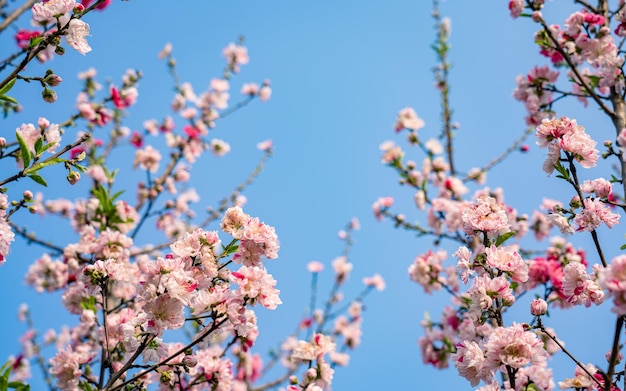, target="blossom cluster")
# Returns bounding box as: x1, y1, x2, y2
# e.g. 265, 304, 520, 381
377, 93, 622, 388
0, 6, 382, 388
